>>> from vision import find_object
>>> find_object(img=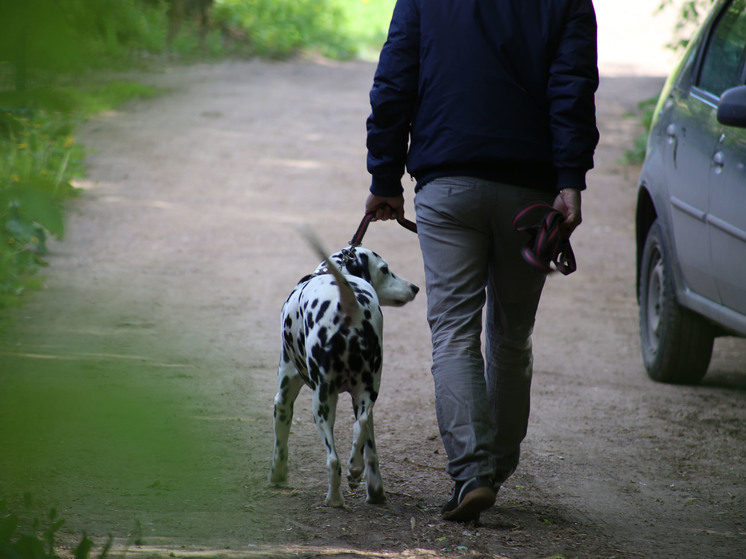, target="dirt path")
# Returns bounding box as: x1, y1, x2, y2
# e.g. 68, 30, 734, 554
1, 59, 745, 559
